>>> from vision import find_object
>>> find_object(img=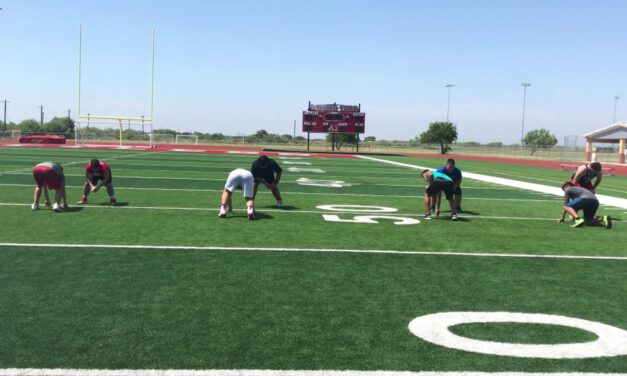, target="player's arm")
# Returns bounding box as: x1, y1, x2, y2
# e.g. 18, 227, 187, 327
558, 197, 571, 222
86, 171, 96, 189
43, 186, 51, 207
102, 169, 112, 185
274, 171, 282, 185
592, 171, 603, 191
